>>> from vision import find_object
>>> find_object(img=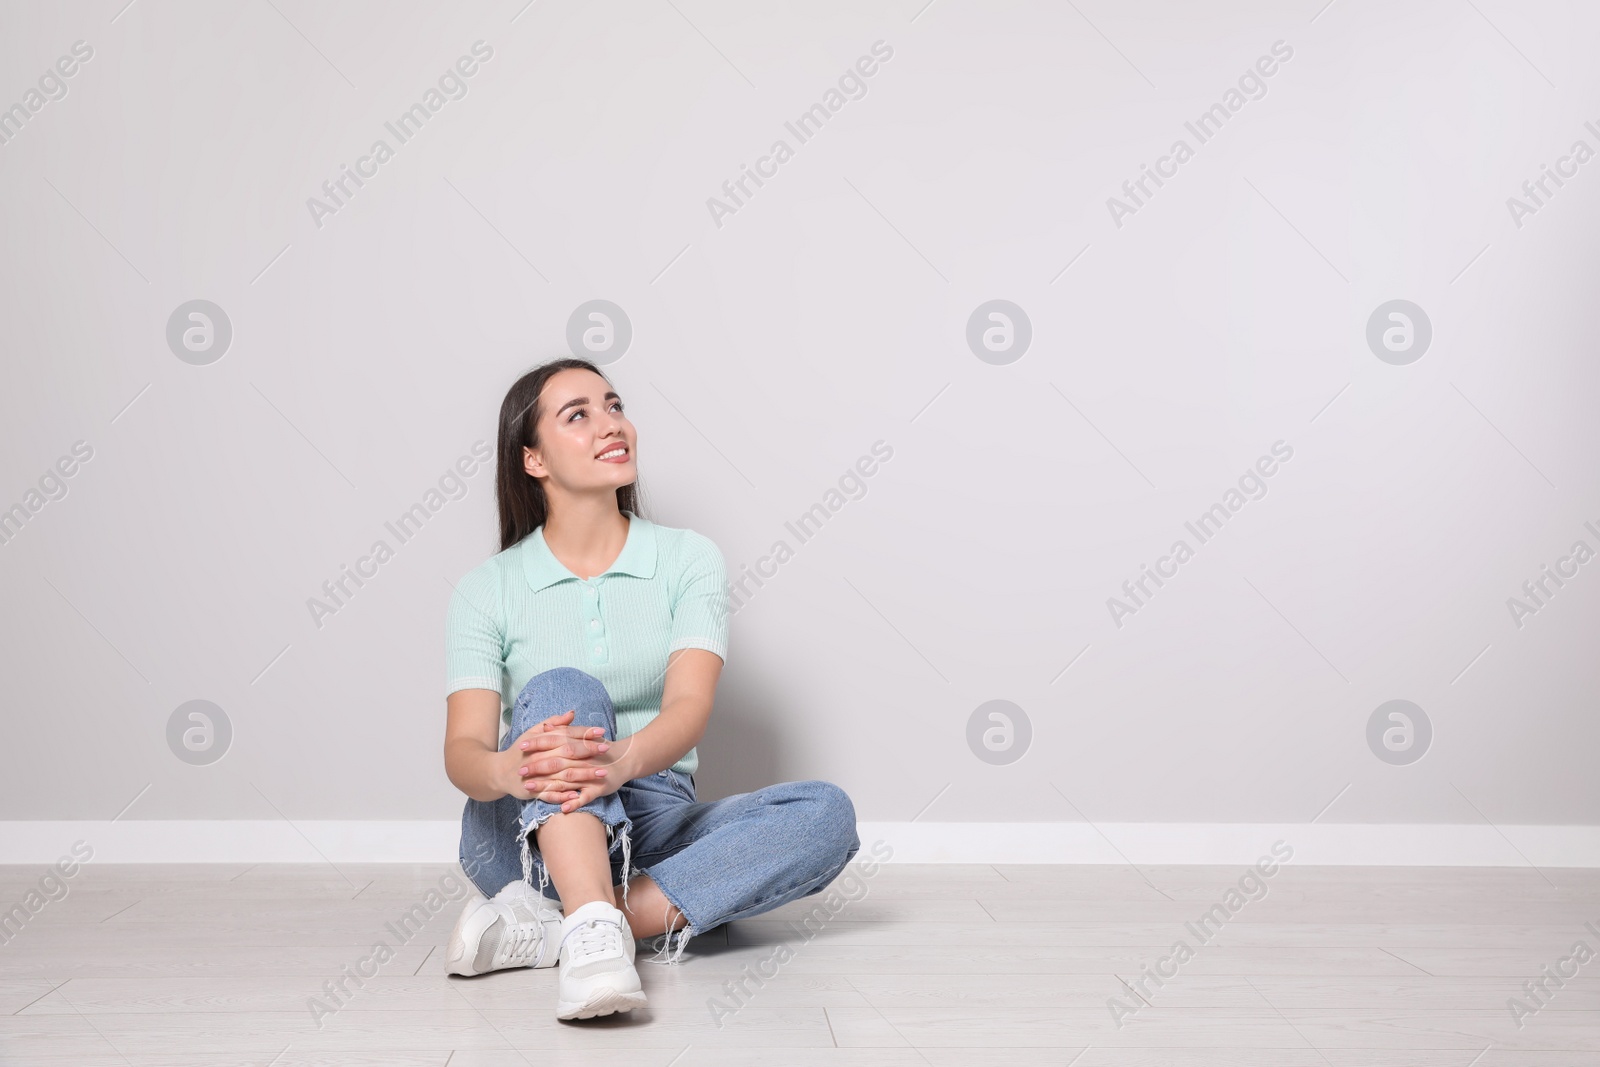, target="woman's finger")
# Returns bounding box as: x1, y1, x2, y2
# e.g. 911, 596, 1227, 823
562, 783, 601, 812
519, 729, 607, 754
538, 710, 602, 735
525, 747, 606, 777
